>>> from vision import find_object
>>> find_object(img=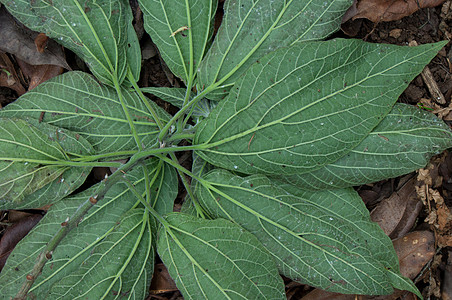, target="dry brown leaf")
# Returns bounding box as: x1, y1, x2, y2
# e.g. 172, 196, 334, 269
149, 263, 178, 294
300, 289, 356, 300
347, 0, 446, 23
0, 52, 26, 96
16, 59, 63, 91
0, 6, 69, 69
442, 251, 452, 300
0, 214, 42, 271
34, 33, 49, 53
370, 178, 423, 239
393, 231, 435, 279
